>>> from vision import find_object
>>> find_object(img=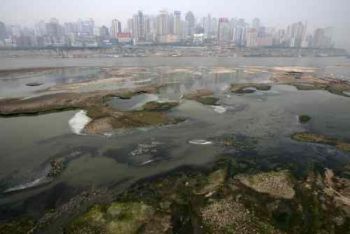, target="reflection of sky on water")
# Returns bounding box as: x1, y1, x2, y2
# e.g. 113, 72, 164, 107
0, 67, 102, 98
